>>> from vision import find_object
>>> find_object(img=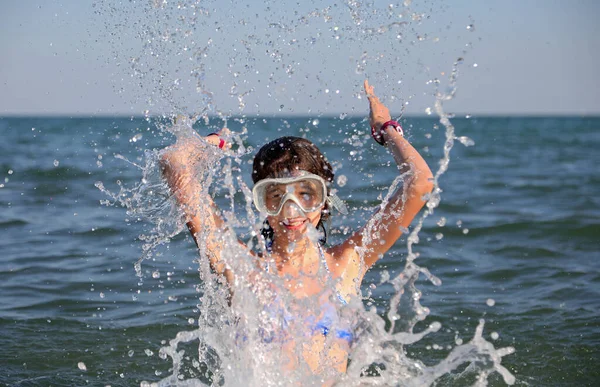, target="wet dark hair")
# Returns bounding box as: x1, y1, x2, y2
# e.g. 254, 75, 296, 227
252, 136, 334, 245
